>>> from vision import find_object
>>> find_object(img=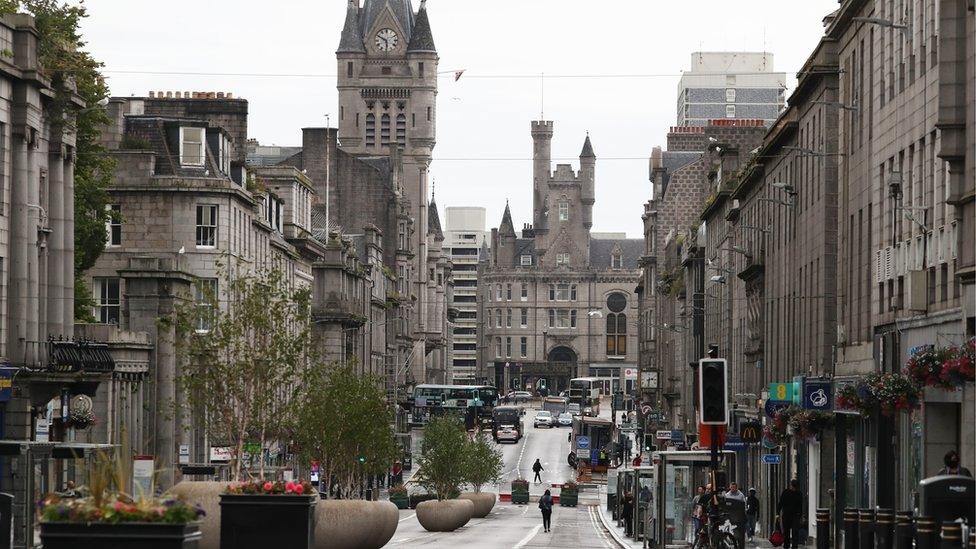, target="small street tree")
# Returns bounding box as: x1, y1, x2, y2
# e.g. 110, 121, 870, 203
292, 363, 398, 499
463, 431, 504, 494
414, 416, 469, 500
173, 267, 313, 481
